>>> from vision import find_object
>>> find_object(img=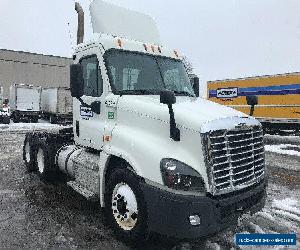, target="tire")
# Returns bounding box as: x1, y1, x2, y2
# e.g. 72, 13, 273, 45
34, 138, 57, 181
105, 168, 148, 242
31, 116, 39, 123
23, 133, 37, 171
3, 116, 10, 124
12, 112, 20, 123
50, 115, 57, 124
